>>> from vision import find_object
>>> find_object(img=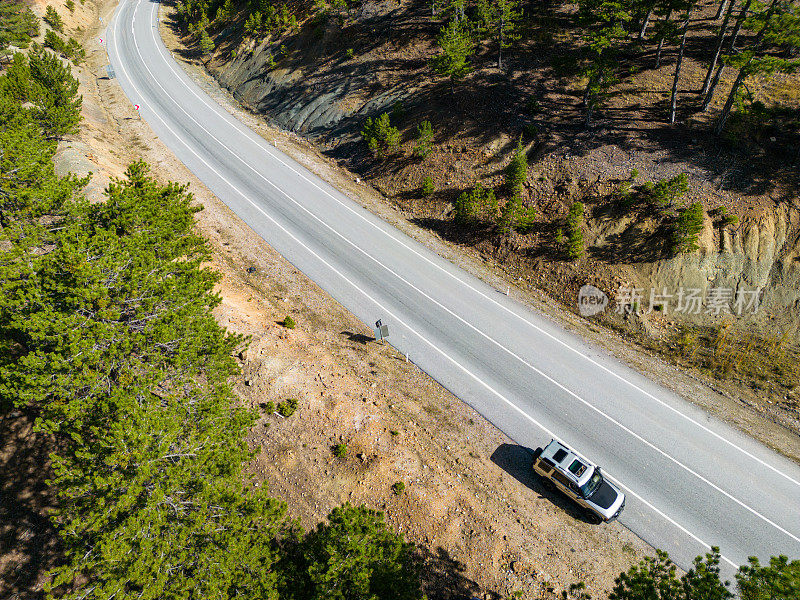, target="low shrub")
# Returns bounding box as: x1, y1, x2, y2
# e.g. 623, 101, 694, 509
414, 120, 434, 158
421, 176, 435, 196
361, 112, 400, 157
565, 201, 584, 260
277, 398, 298, 417
454, 183, 496, 226
671, 202, 704, 254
